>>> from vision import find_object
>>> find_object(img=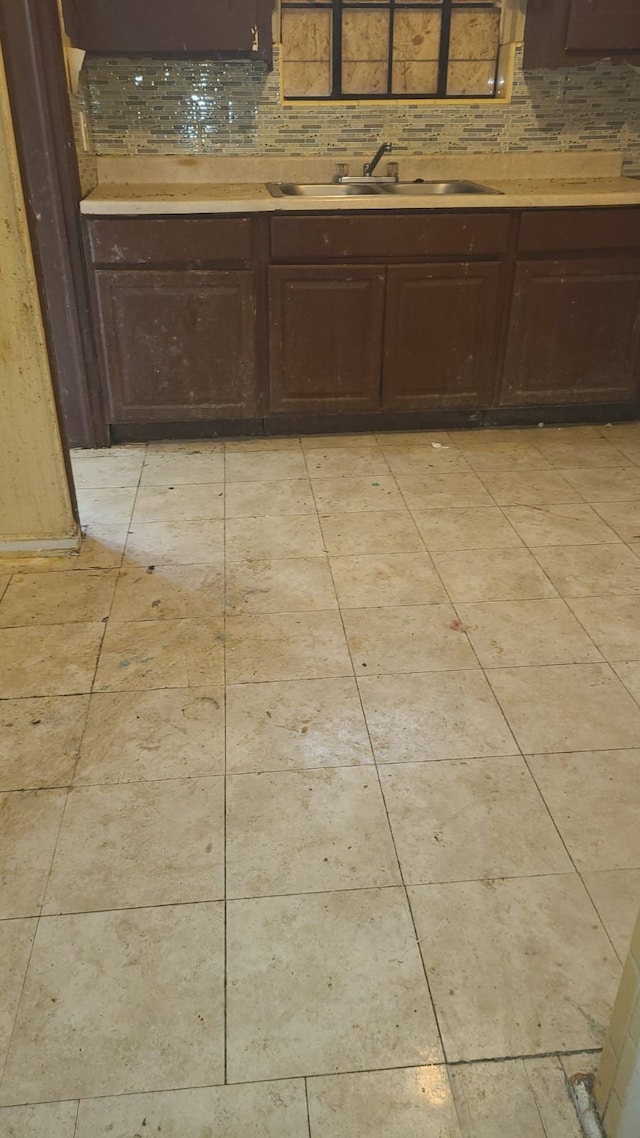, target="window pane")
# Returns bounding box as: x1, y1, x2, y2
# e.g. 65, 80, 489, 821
283, 61, 332, 98
342, 9, 390, 61
393, 10, 442, 62
281, 9, 332, 62
343, 62, 389, 95
392, 60, 438, 96
449, 8, 501, 61
447, 60, 497, 96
